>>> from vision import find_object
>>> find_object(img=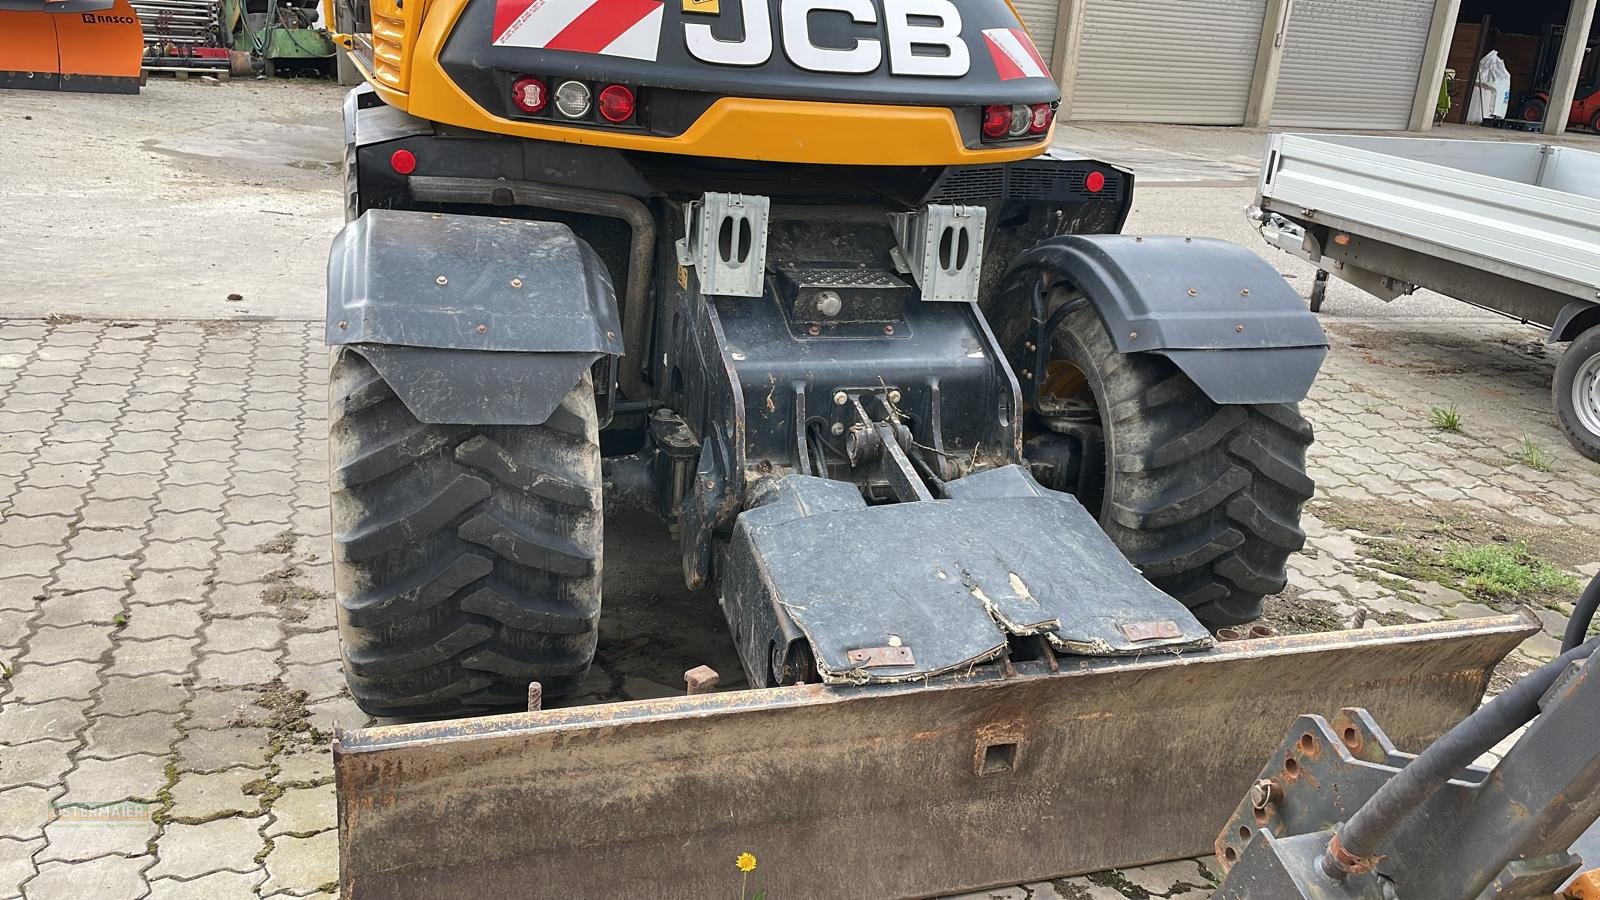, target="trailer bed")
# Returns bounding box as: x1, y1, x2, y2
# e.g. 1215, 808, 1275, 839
1257, 134, 1600, 318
